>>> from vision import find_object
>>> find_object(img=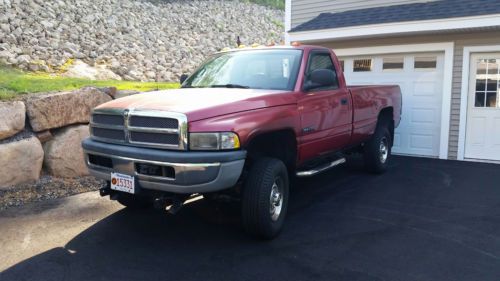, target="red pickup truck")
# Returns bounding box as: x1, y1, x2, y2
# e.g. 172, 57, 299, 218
82, 45, 402, 239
